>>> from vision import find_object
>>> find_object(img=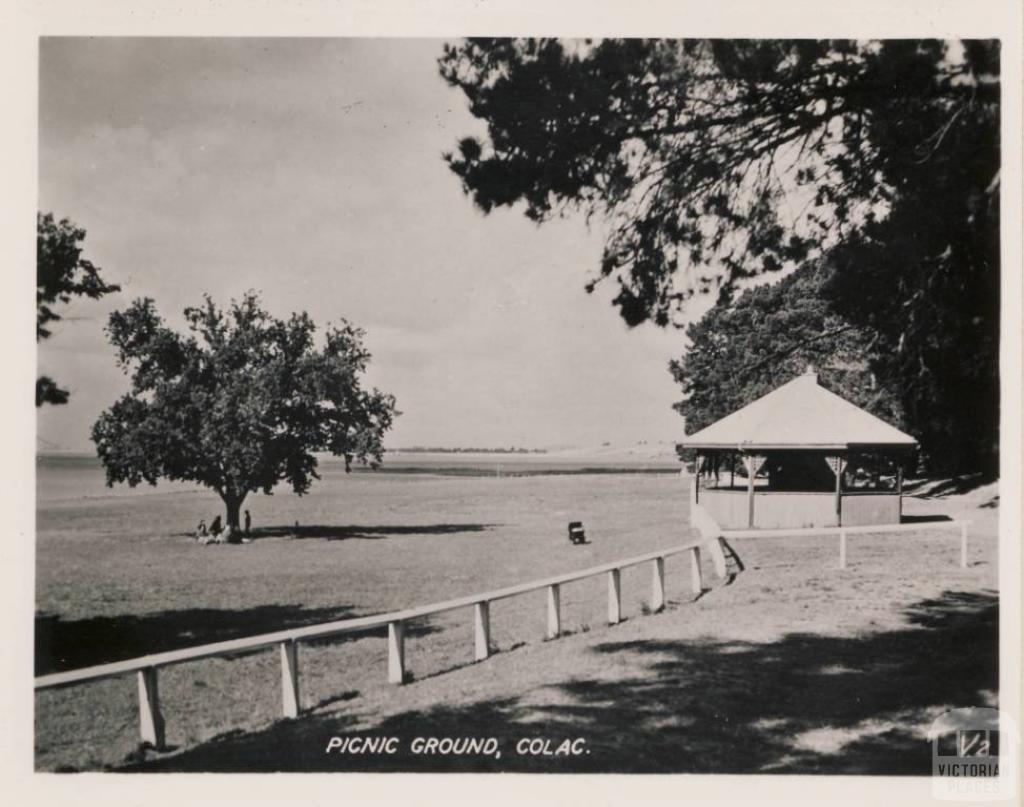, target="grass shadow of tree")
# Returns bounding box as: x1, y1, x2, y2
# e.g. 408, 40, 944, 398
903, 473, 997, 499
900, 514, 955, 524
247, 523, 499, 541
119, 589, 997, 774
35, 604, 442, 675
